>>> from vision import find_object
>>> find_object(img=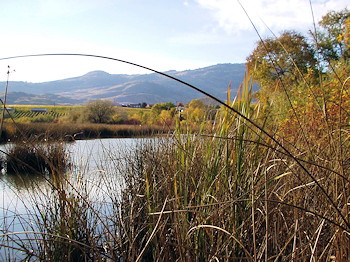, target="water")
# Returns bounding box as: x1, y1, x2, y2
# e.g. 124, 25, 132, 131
0, 138, 145, 260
